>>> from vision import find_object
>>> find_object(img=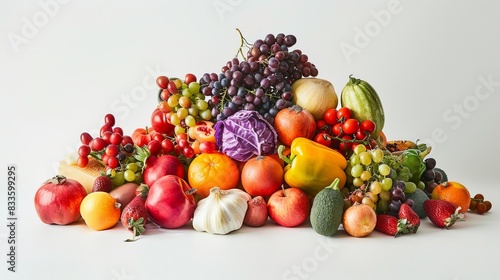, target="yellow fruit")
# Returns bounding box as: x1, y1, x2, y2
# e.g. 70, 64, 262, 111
431, 181, 471, 214
80, 192, 121, 230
